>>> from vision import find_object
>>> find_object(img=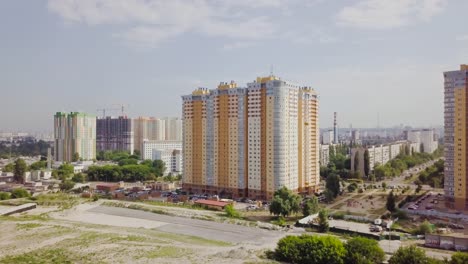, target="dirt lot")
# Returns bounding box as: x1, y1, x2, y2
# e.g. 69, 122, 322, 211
0, 200, 290, 263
